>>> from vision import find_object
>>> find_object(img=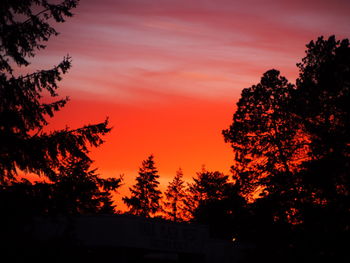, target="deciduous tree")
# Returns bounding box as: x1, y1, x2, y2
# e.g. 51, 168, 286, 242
291, 36, 350, 260
223, 70, 307, 202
